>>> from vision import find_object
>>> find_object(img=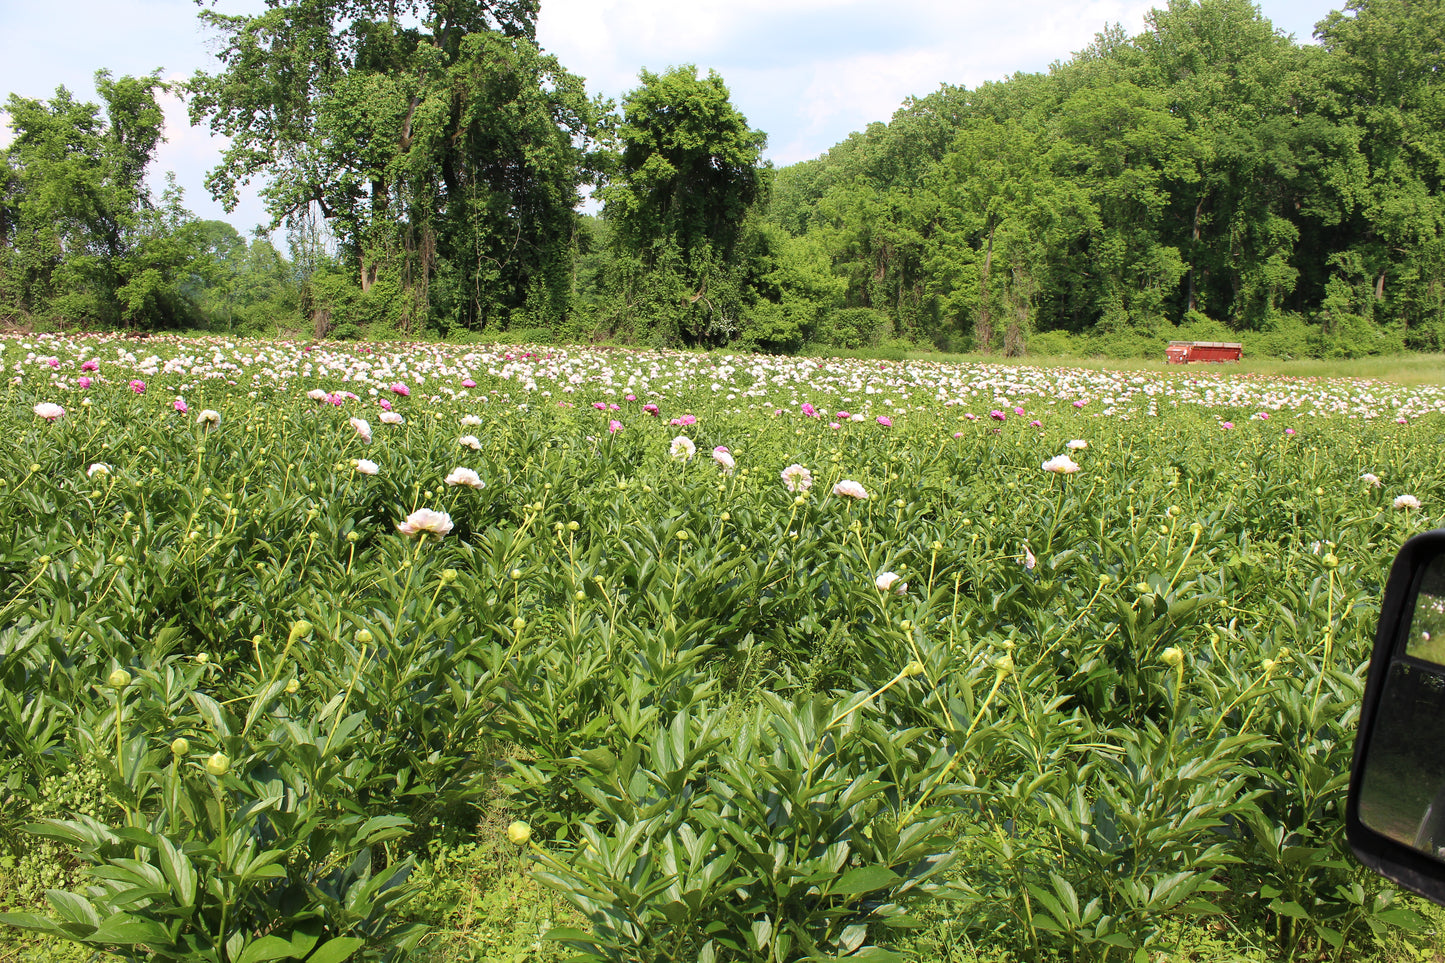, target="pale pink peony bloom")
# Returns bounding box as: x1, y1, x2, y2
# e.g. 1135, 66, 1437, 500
1361, 473, 1382, 488
1042, 454, 1081, 474
875, 571, 907, 594
1066, 439, 1088, 450
1022, 544, 1037, 570
608, 420, 623, 434
781, 464, 813, 492
350, 417, 372, 443
87, 463, 110, 477
354, 459, 379, 475
833, 479, 868, 500
398, 508, 453, 537
445, 467, 485, 489
459, 435, 482, 450
1395, 494, 1421, 510
712, 447, 735, 471
379, 411, 404, 425
307, 388, 329, 402
460, 414, 482, 426
196, 409, 221, 428
33, 402, 64, 421
462, 378, 476, 388
670, 436, 696, 460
